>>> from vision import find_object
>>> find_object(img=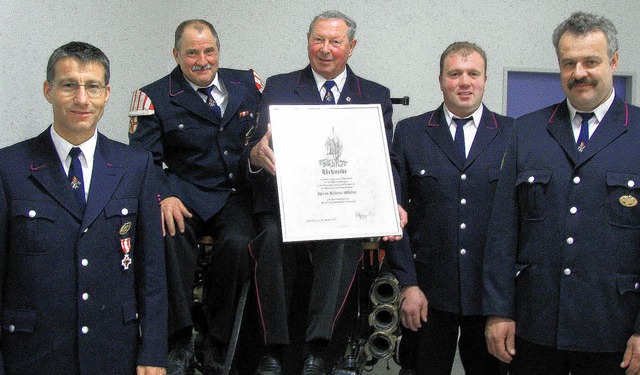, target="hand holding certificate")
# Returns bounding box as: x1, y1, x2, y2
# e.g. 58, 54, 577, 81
270, 104, 402, 242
